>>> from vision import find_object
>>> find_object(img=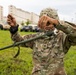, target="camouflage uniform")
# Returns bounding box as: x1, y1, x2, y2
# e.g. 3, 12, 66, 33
10, 8, 76, 75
